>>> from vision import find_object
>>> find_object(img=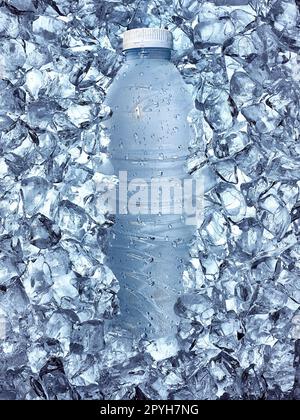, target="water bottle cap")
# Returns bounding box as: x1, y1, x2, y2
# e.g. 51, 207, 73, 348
123, 28, 173, 51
